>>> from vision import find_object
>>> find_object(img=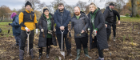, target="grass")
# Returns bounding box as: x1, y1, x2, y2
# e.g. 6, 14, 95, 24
120, 17, 140, 22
